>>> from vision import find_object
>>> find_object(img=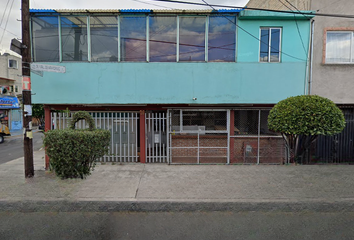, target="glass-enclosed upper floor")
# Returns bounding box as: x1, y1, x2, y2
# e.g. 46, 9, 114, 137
30, 9, 243, 63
